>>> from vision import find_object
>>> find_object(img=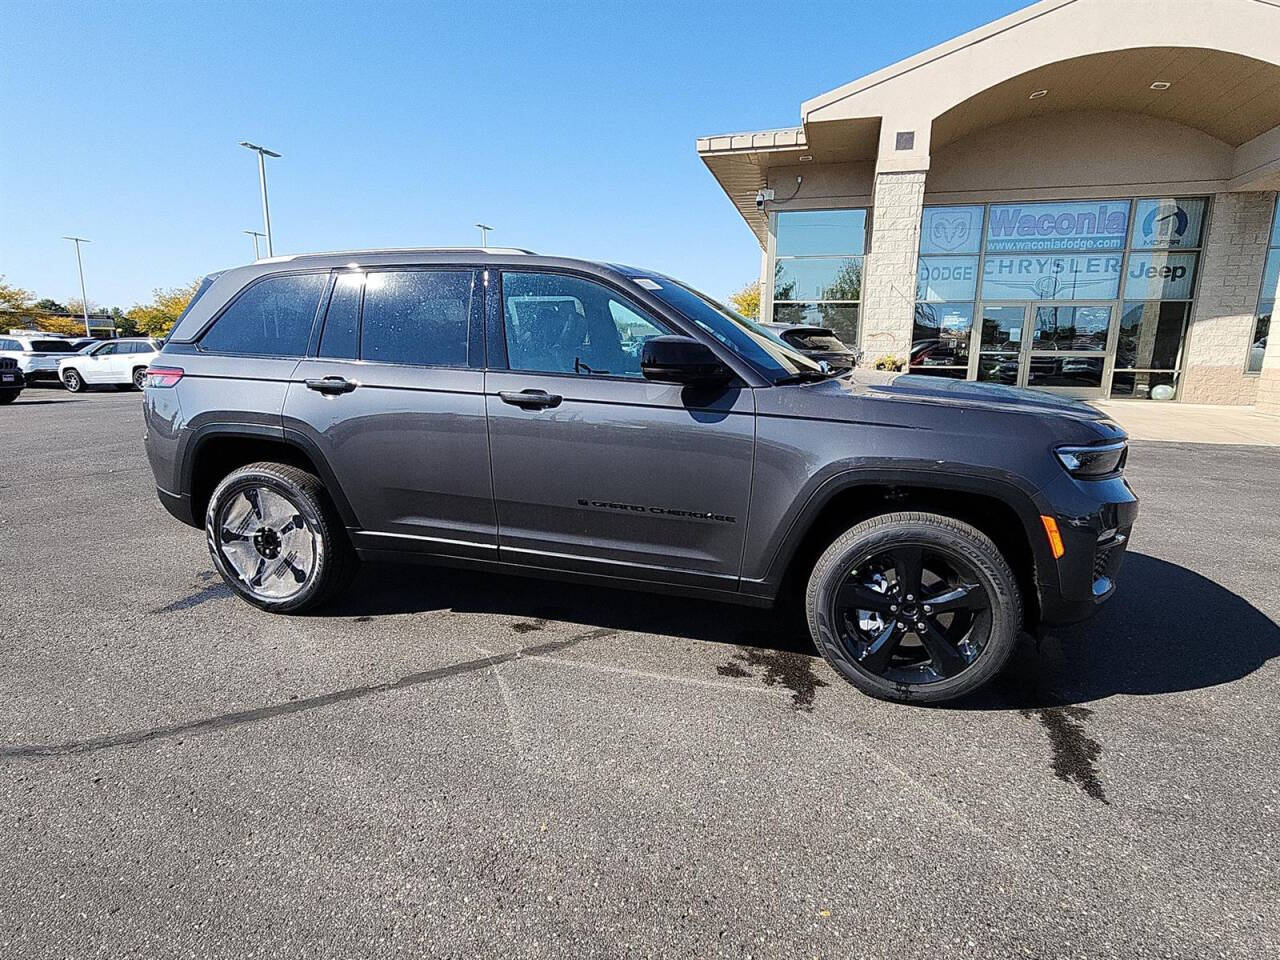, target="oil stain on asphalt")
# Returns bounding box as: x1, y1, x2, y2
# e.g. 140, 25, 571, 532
1021, 705, 1108, 804
717, 648, 828, 711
